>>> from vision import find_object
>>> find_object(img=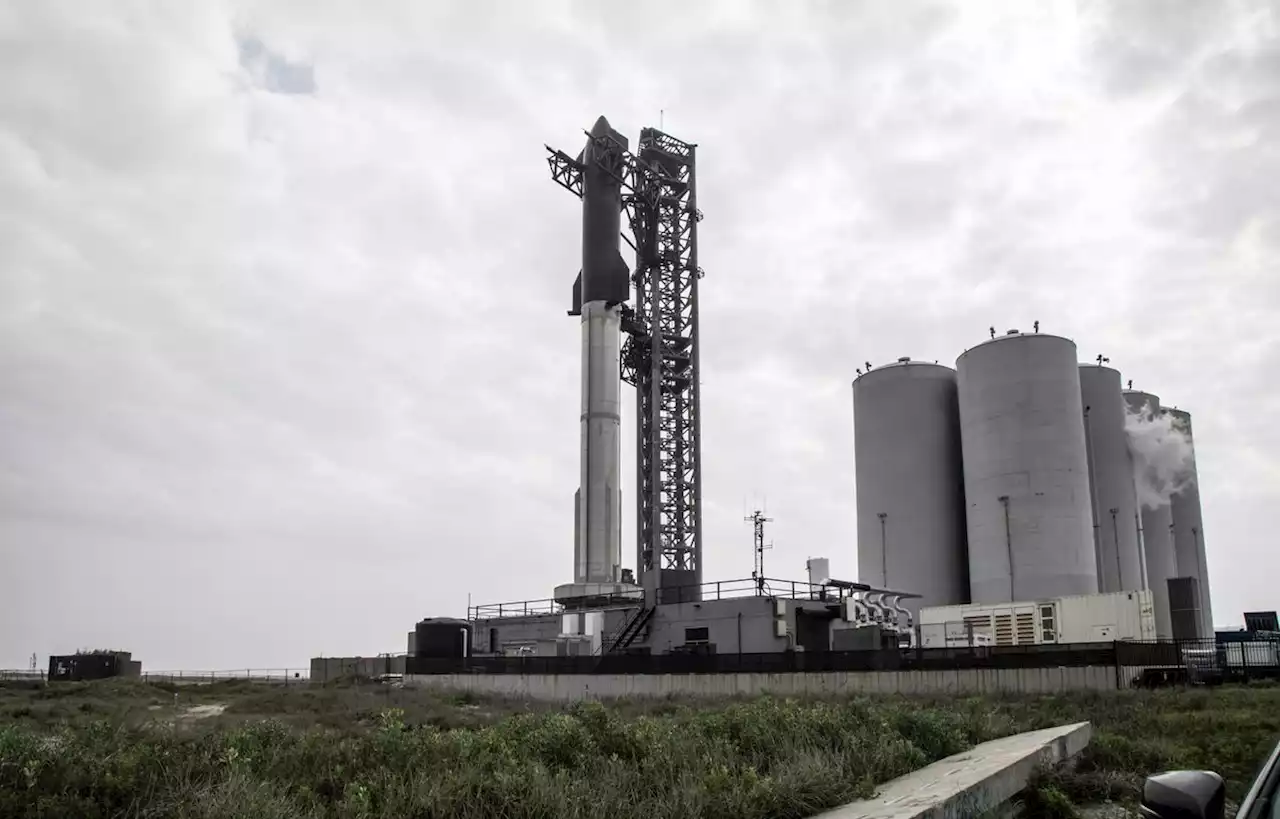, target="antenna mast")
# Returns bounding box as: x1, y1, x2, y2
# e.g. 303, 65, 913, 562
745, 510, 773, 594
